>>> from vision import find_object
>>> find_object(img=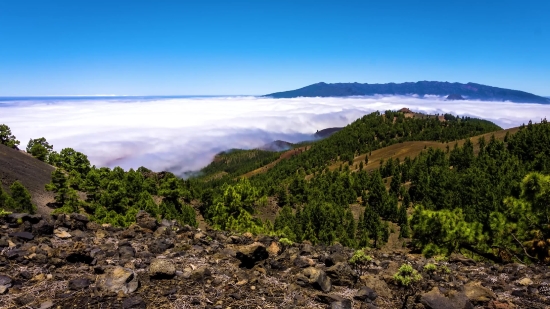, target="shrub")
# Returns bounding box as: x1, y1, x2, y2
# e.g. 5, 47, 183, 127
393, 264, 422, 287
349, 249, 372, 264
279, 238, 294, 246
423, 263, 437, 273
10, 181, 36, 214
393, 263, 423, 309
349, 249, 372, 275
